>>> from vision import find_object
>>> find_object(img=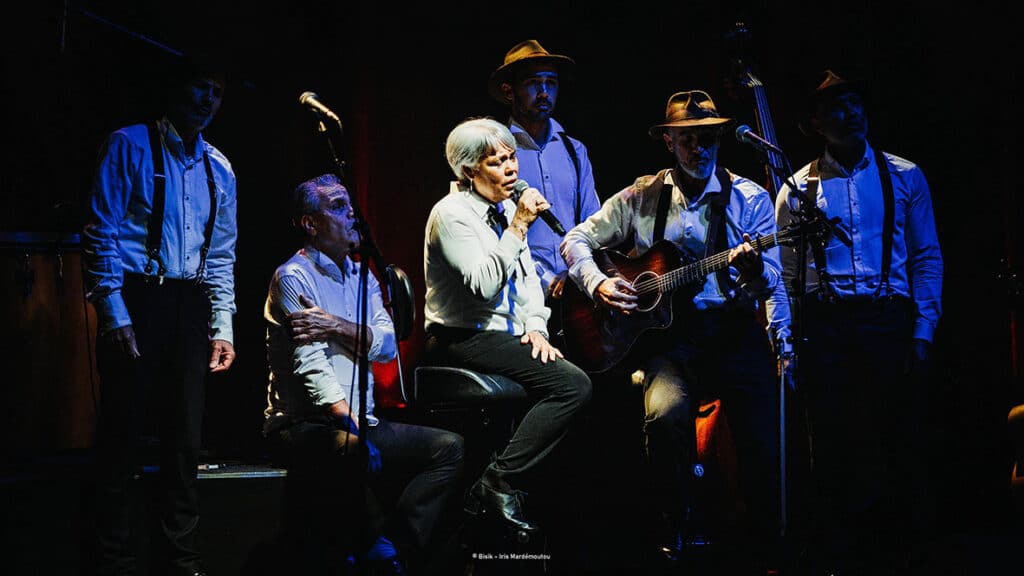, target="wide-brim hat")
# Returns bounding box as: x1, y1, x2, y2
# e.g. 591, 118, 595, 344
648, 90, 733, 138
488, 39, 575, 103
799, 69, 866, 135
